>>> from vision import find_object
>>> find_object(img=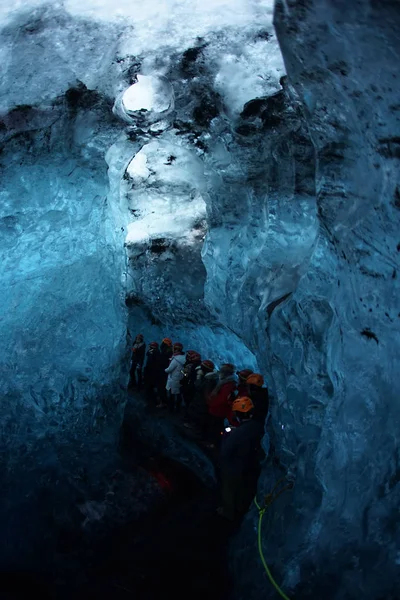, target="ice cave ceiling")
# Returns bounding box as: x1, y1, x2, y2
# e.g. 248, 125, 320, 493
0, 0, 400, 598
